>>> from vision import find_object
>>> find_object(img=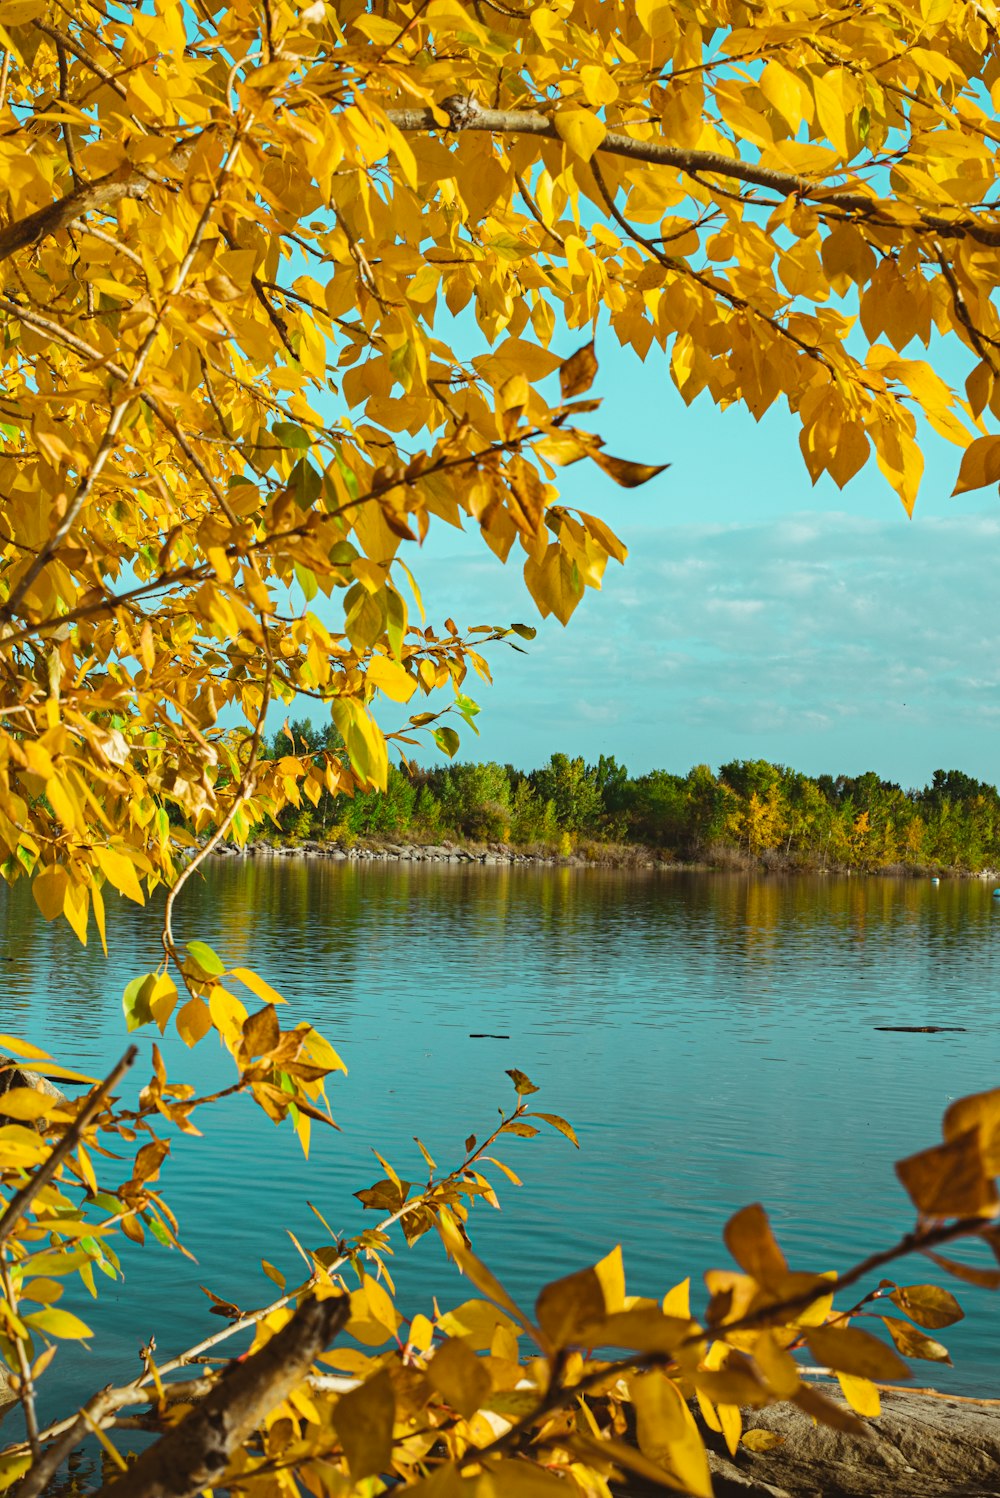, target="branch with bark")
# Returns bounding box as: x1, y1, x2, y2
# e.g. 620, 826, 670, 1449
0, 137, 203, 266
94, 1293, 349, 1498
3, 94, 1000, 278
